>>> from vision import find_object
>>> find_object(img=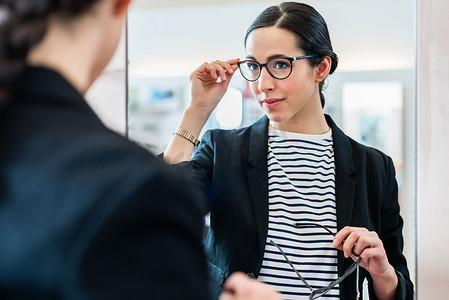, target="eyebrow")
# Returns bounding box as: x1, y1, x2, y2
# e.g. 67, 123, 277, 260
245, 54, 290, 61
